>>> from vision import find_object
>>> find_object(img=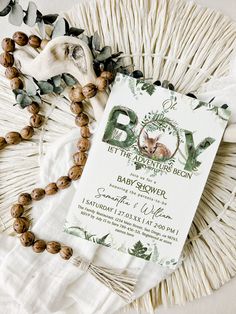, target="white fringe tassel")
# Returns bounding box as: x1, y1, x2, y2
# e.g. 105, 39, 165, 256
0, 0, 236, 312
71, 256, 137, 302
